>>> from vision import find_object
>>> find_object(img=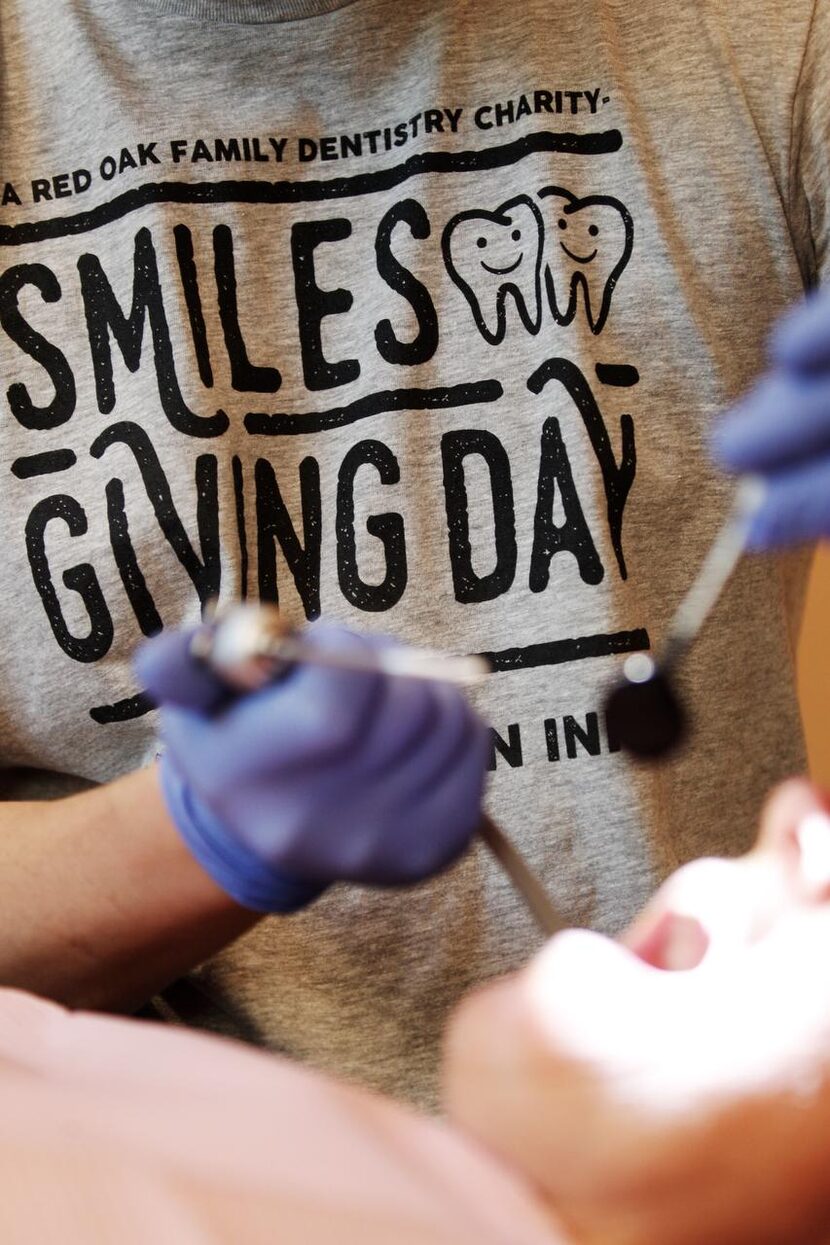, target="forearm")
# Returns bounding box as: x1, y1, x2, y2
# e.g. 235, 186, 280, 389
0, 766, 259, 1011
